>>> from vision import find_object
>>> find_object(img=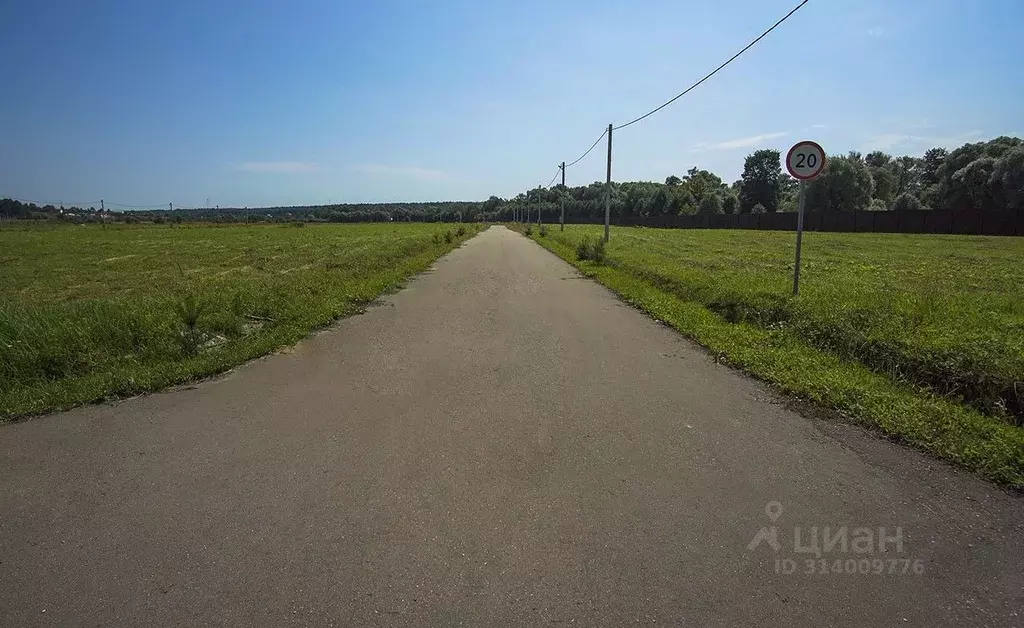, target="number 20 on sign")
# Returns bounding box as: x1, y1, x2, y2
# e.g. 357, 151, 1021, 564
786, 141, 826, 296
